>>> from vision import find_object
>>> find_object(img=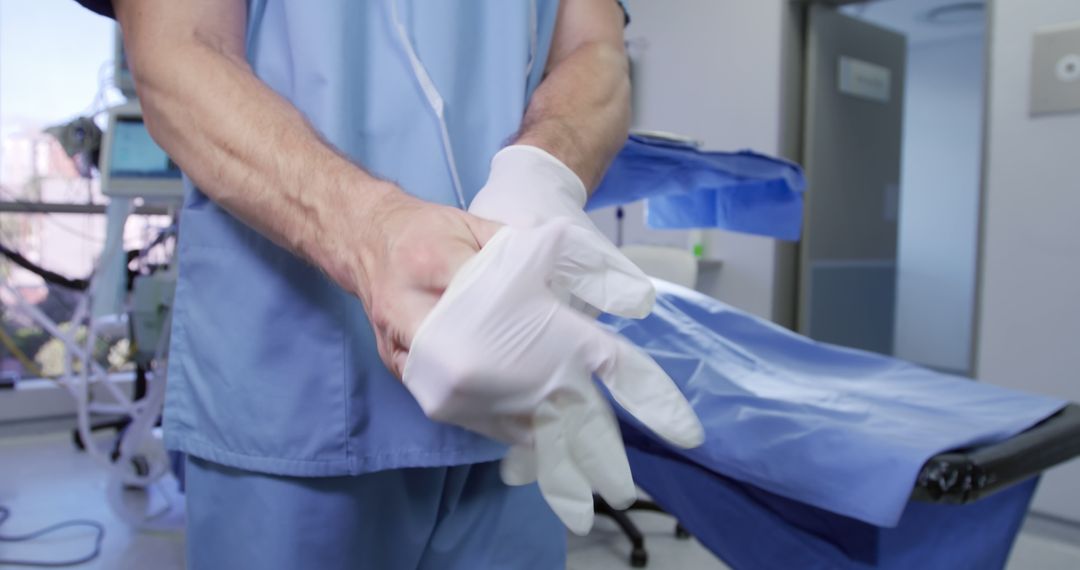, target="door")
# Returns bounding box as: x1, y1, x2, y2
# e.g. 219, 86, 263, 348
799, 5, 906, 355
